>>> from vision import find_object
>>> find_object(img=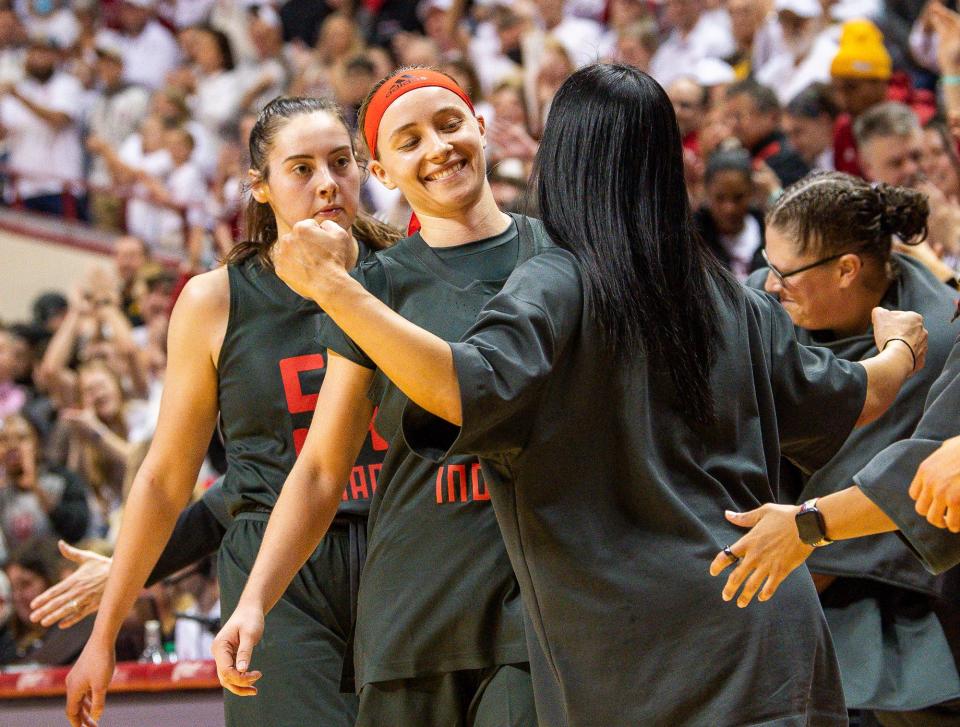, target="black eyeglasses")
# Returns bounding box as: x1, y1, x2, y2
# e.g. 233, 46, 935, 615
761, 248, 846, 286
